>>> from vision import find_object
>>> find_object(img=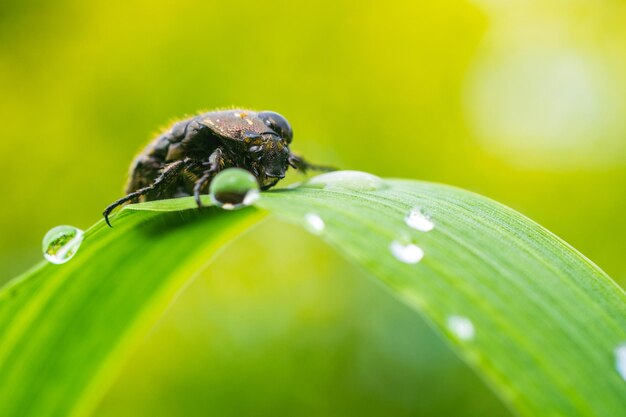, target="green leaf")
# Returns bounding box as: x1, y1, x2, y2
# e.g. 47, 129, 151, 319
0, 205, 266, 417
1, 177, 625, 417
258, 180, 626, 416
